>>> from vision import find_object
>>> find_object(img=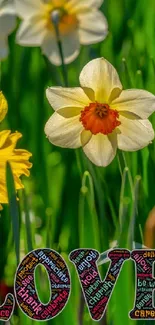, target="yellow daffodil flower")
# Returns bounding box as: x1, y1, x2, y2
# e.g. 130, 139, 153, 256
15, 0, 108, 66
0, 0, 16, 59
0, 91, 8, 122
0, 93, 32, 210
45, 57, 155, 167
